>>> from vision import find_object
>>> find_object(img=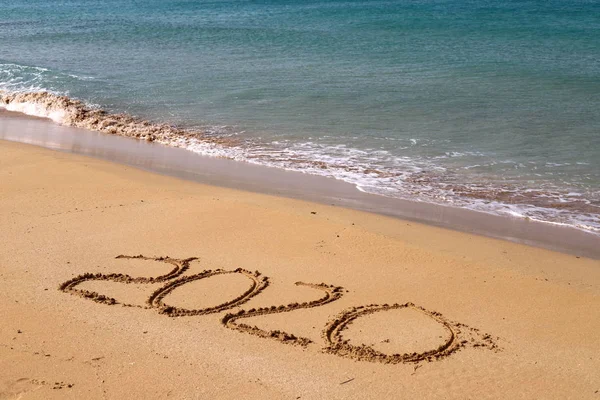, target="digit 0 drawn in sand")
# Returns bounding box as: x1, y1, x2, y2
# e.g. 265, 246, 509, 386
148, 268, 269, 316
58, 255, 196, 307
322, 303, 499, 364
221, 282, 344, 346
